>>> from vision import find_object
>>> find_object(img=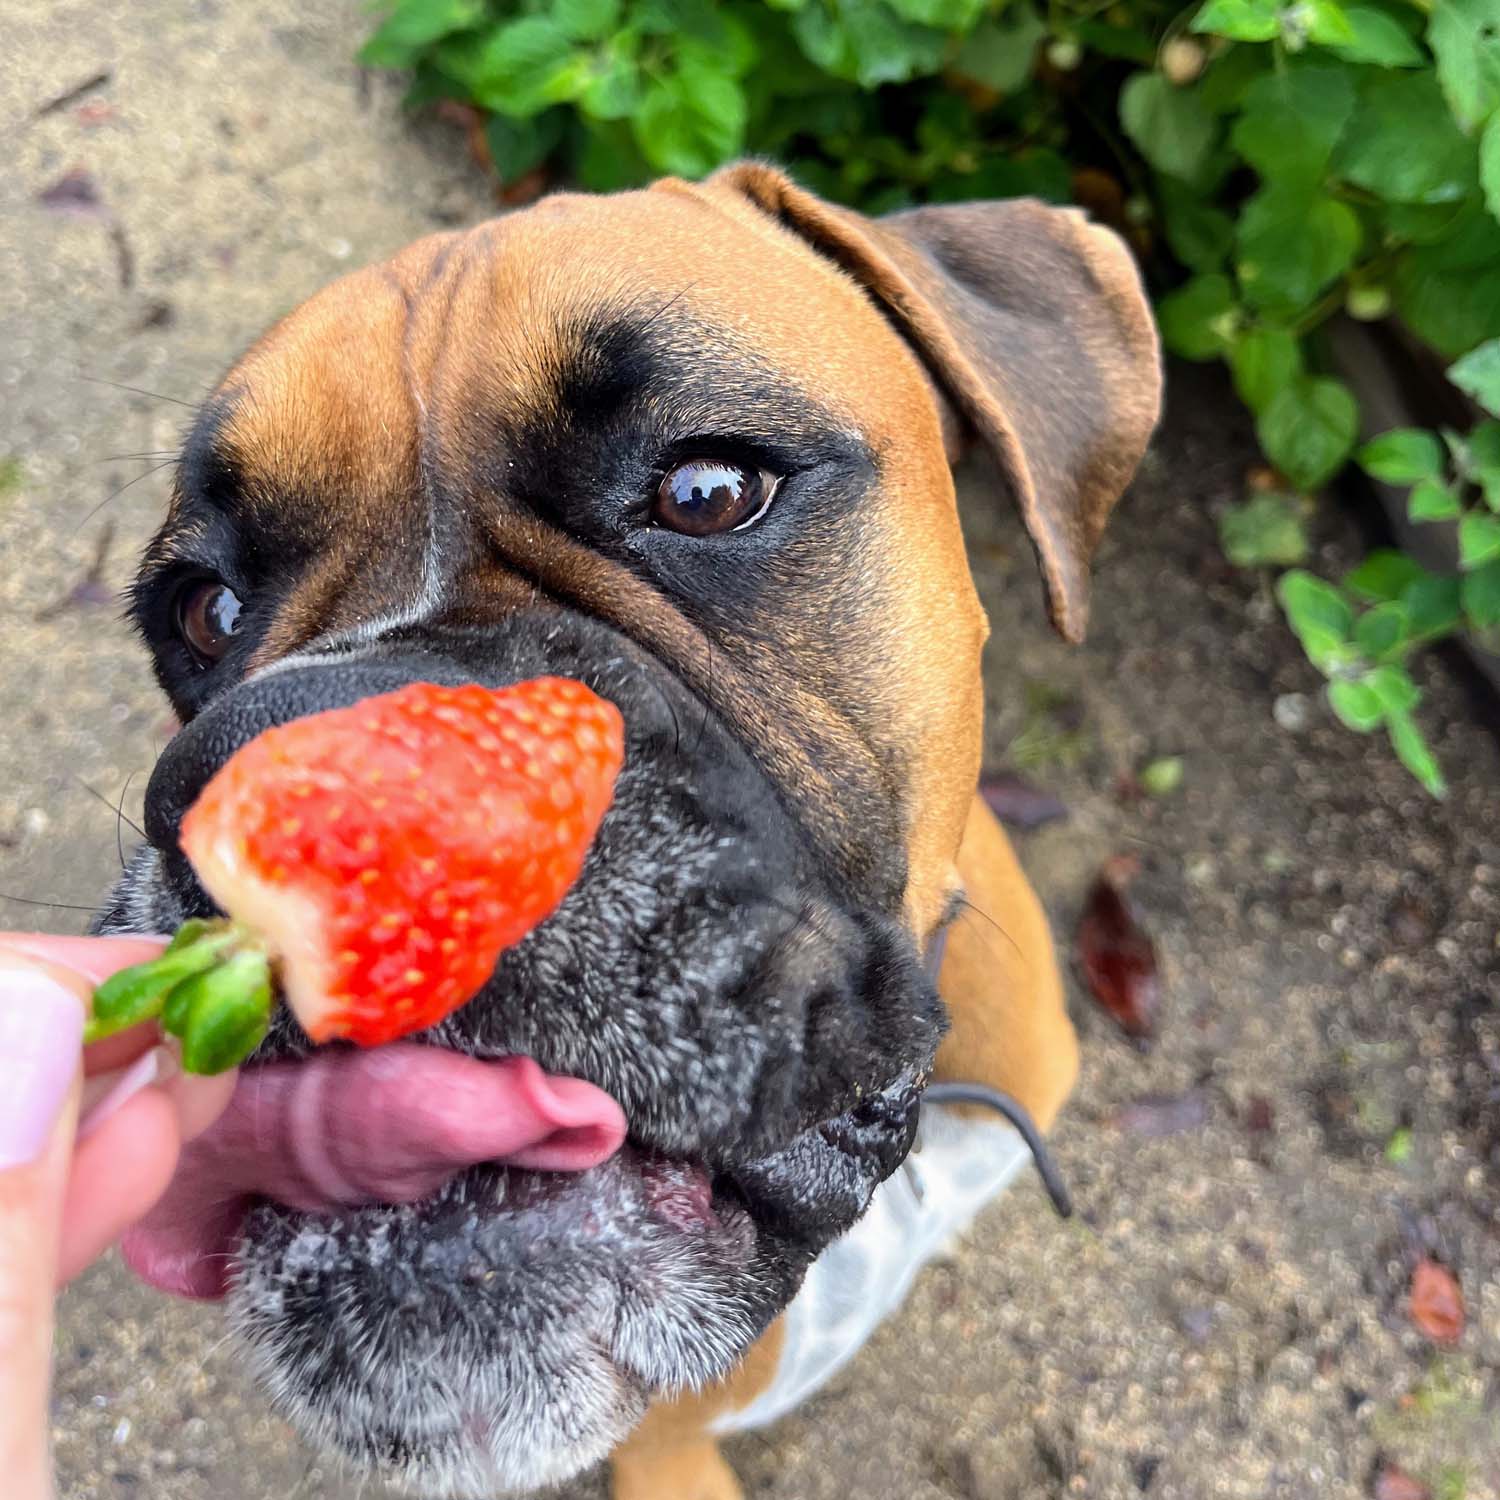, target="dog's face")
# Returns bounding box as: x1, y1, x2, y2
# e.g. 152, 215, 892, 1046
98, 165, 1158, 1495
